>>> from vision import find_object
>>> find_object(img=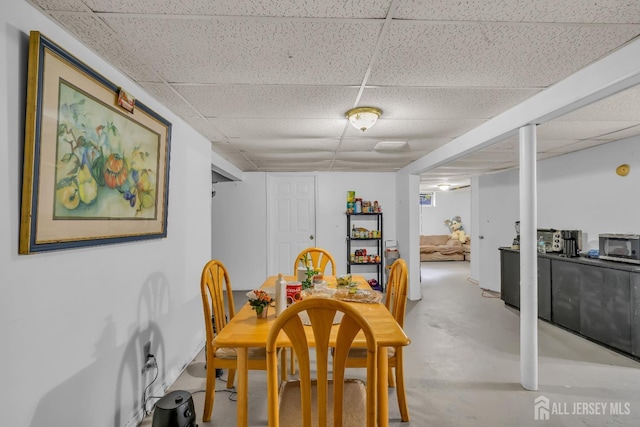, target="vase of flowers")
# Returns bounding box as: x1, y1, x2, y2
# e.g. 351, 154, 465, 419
248, 290, 273, 318
299, 253, 319, 290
